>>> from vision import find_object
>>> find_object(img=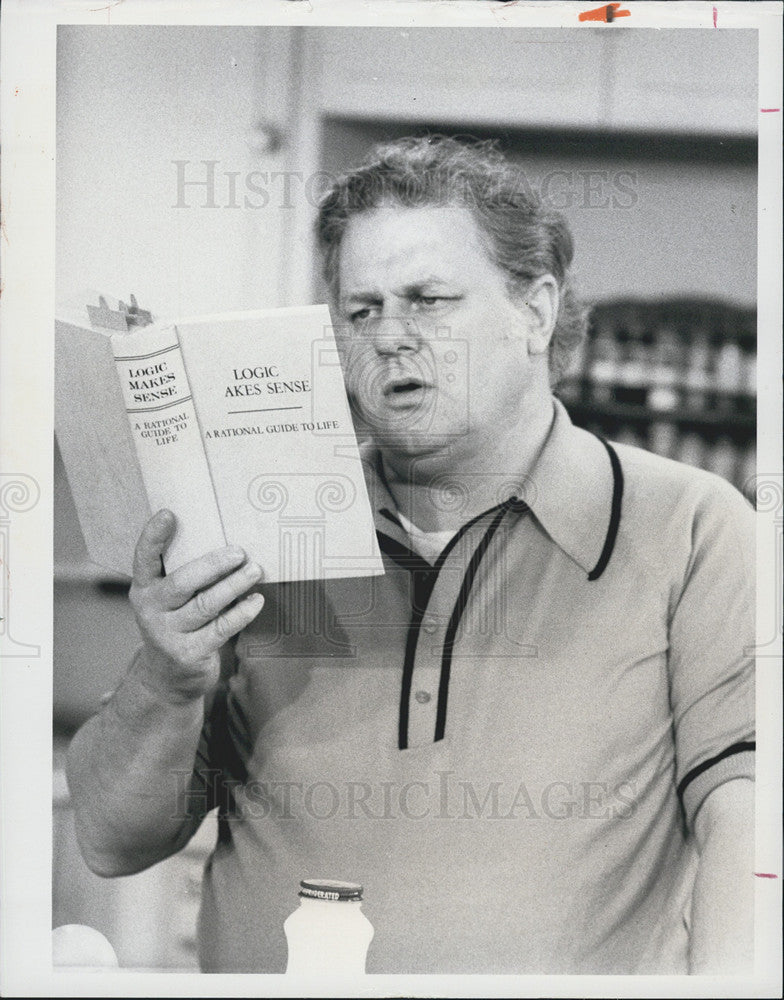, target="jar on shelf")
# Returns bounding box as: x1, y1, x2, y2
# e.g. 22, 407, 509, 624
739, 350, 757, 415
648, 420, 679, 459
677, 432, 707, 469
283, 878, 374, 977
587, 325, 618, 404
714, 342, 744, 411
683, 332, 712, 411
648, 328, 682, 412
707, 436, 740, 483
614, 336, 650, 407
